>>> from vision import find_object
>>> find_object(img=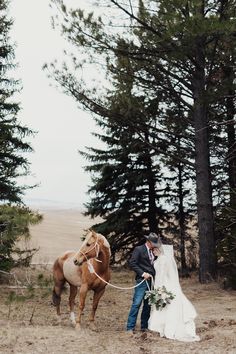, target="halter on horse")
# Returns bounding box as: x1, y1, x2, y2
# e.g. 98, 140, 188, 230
73, 232, 102, 266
